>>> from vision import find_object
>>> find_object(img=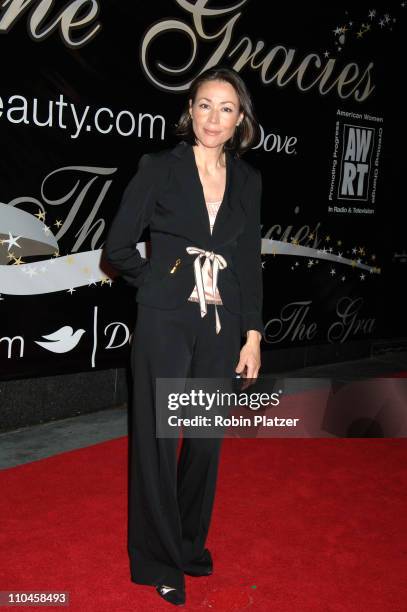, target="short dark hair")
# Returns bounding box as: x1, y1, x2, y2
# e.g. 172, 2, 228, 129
173, 66, 260, 158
